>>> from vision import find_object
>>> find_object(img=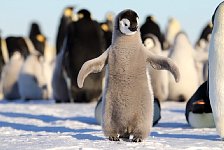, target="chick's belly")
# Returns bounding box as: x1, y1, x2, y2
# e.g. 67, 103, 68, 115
109, 87, 151, 123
